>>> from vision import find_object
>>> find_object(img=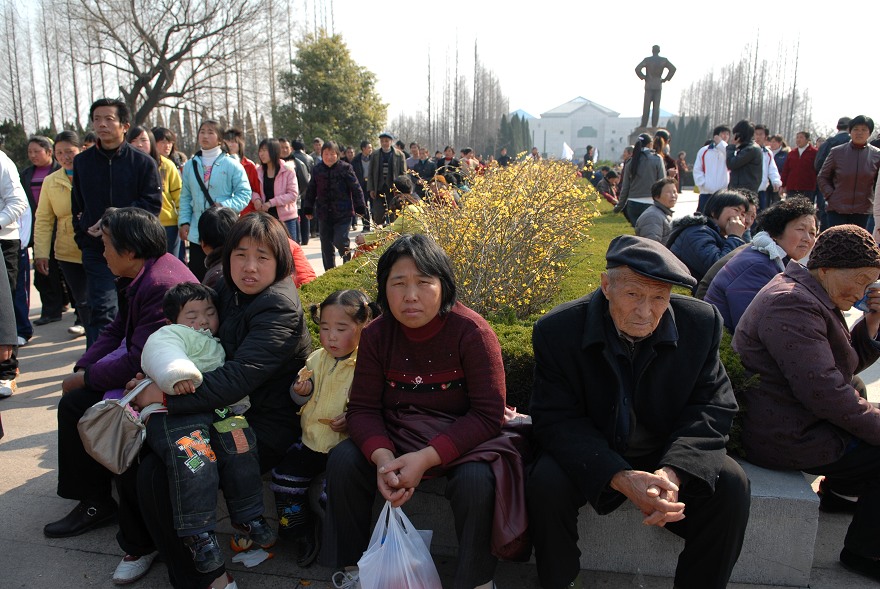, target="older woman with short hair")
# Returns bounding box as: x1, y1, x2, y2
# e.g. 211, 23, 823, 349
705, 197, 817, 331
734, 224, 880, 583
321, 234, 527, 589
44, 207, 197, 584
